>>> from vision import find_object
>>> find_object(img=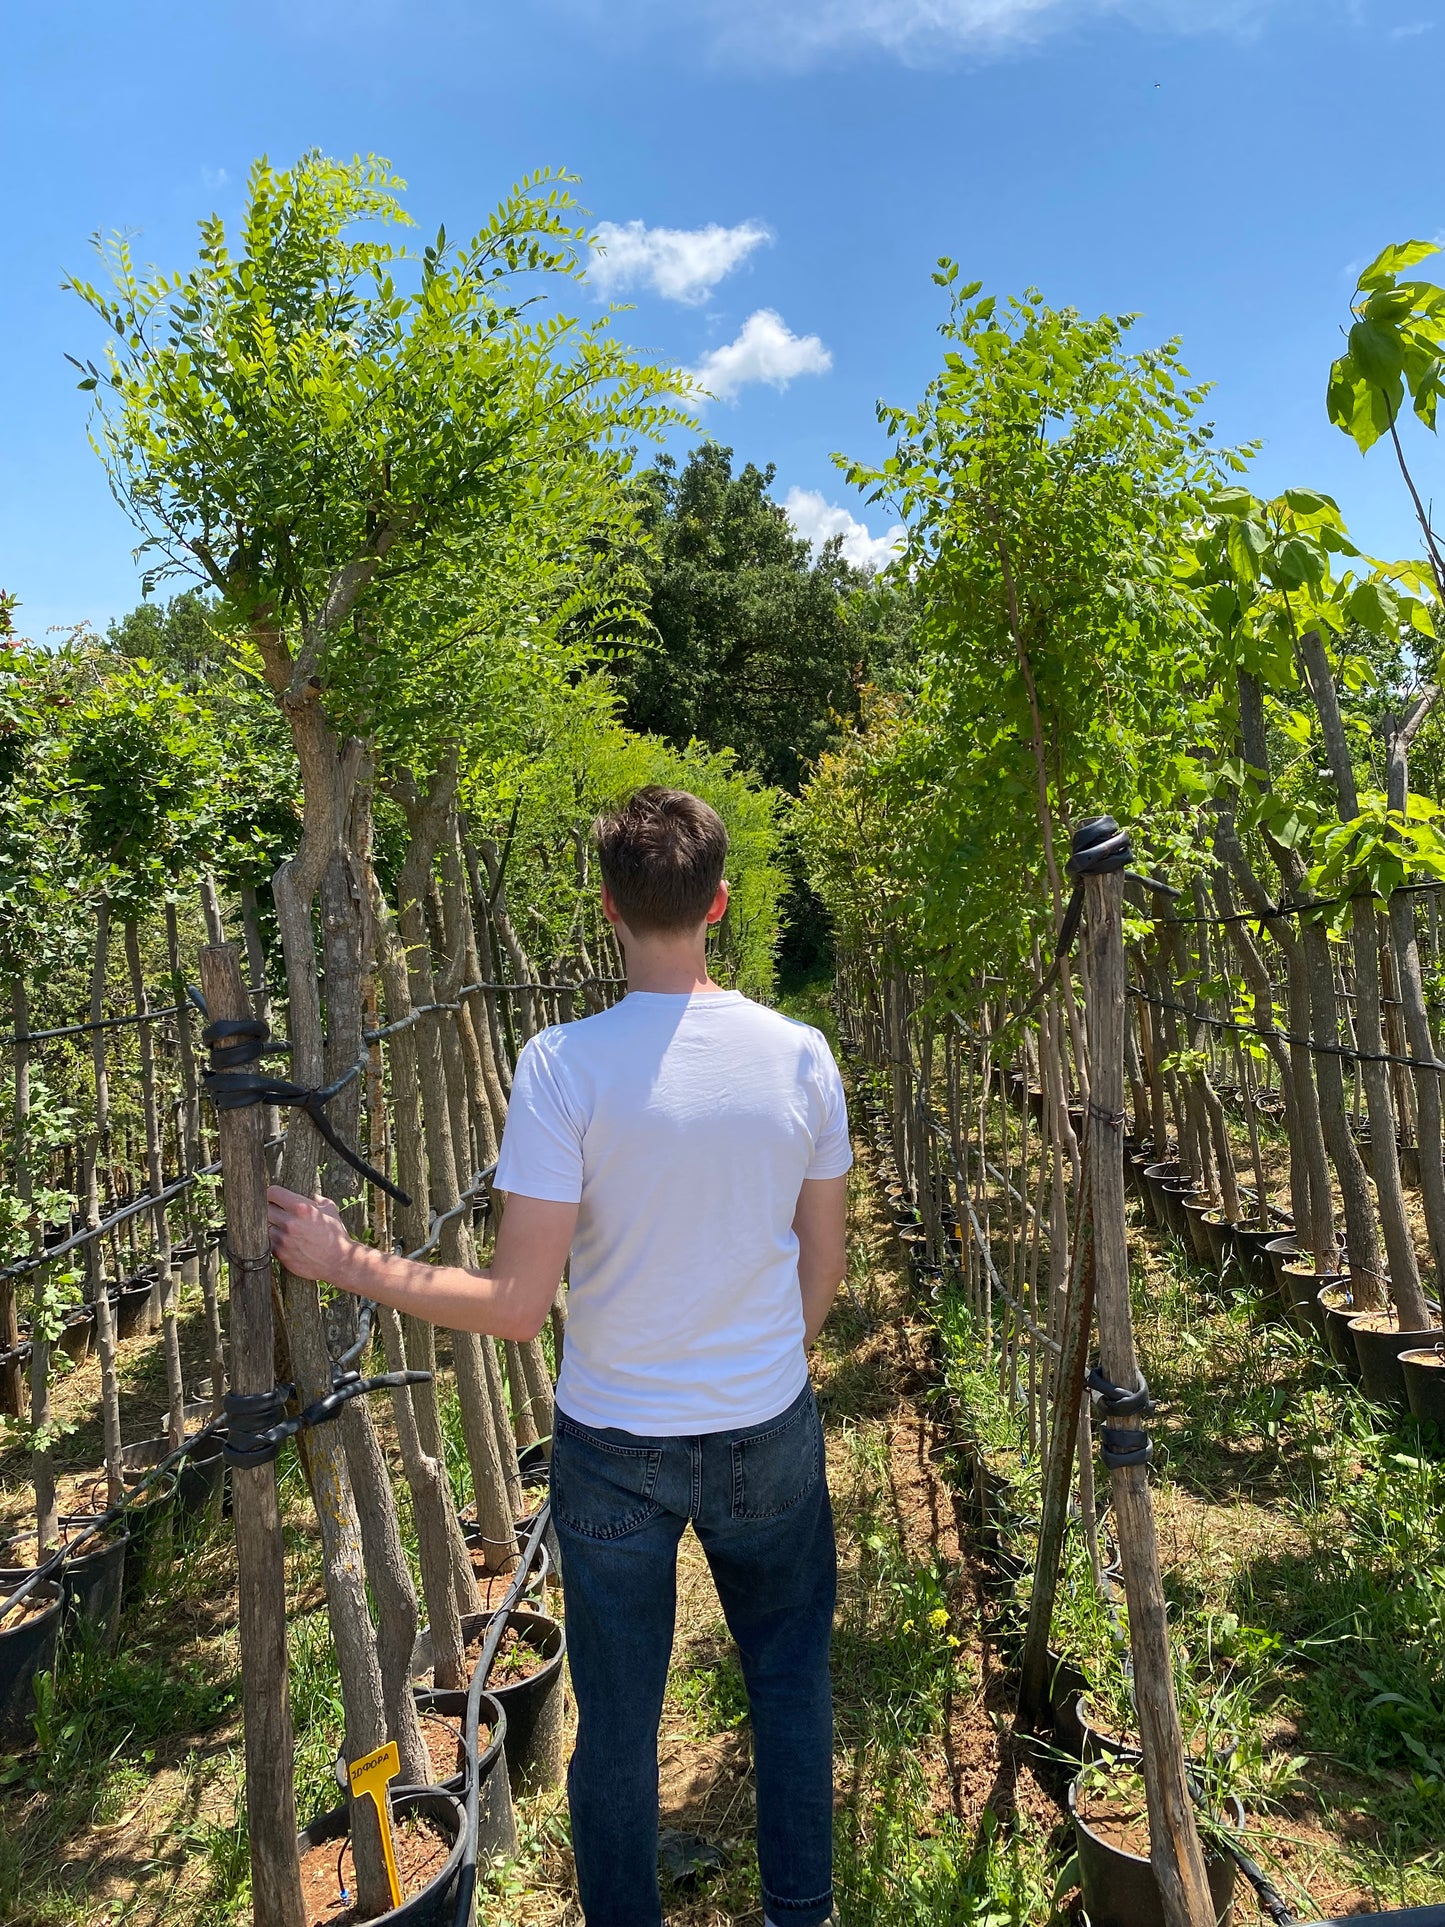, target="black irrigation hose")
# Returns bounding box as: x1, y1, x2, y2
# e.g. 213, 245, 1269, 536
453, 1502, 553, 1927
1130, 984, 1445, 1076
1, 1002, 187, 1047
1139, 874, 1445, 930
0, 1414, 228, 1620
0, 1167, 225, 1284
